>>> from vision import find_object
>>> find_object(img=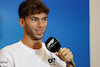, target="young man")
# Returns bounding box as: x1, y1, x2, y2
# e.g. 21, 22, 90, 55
0, 0, 75, 67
